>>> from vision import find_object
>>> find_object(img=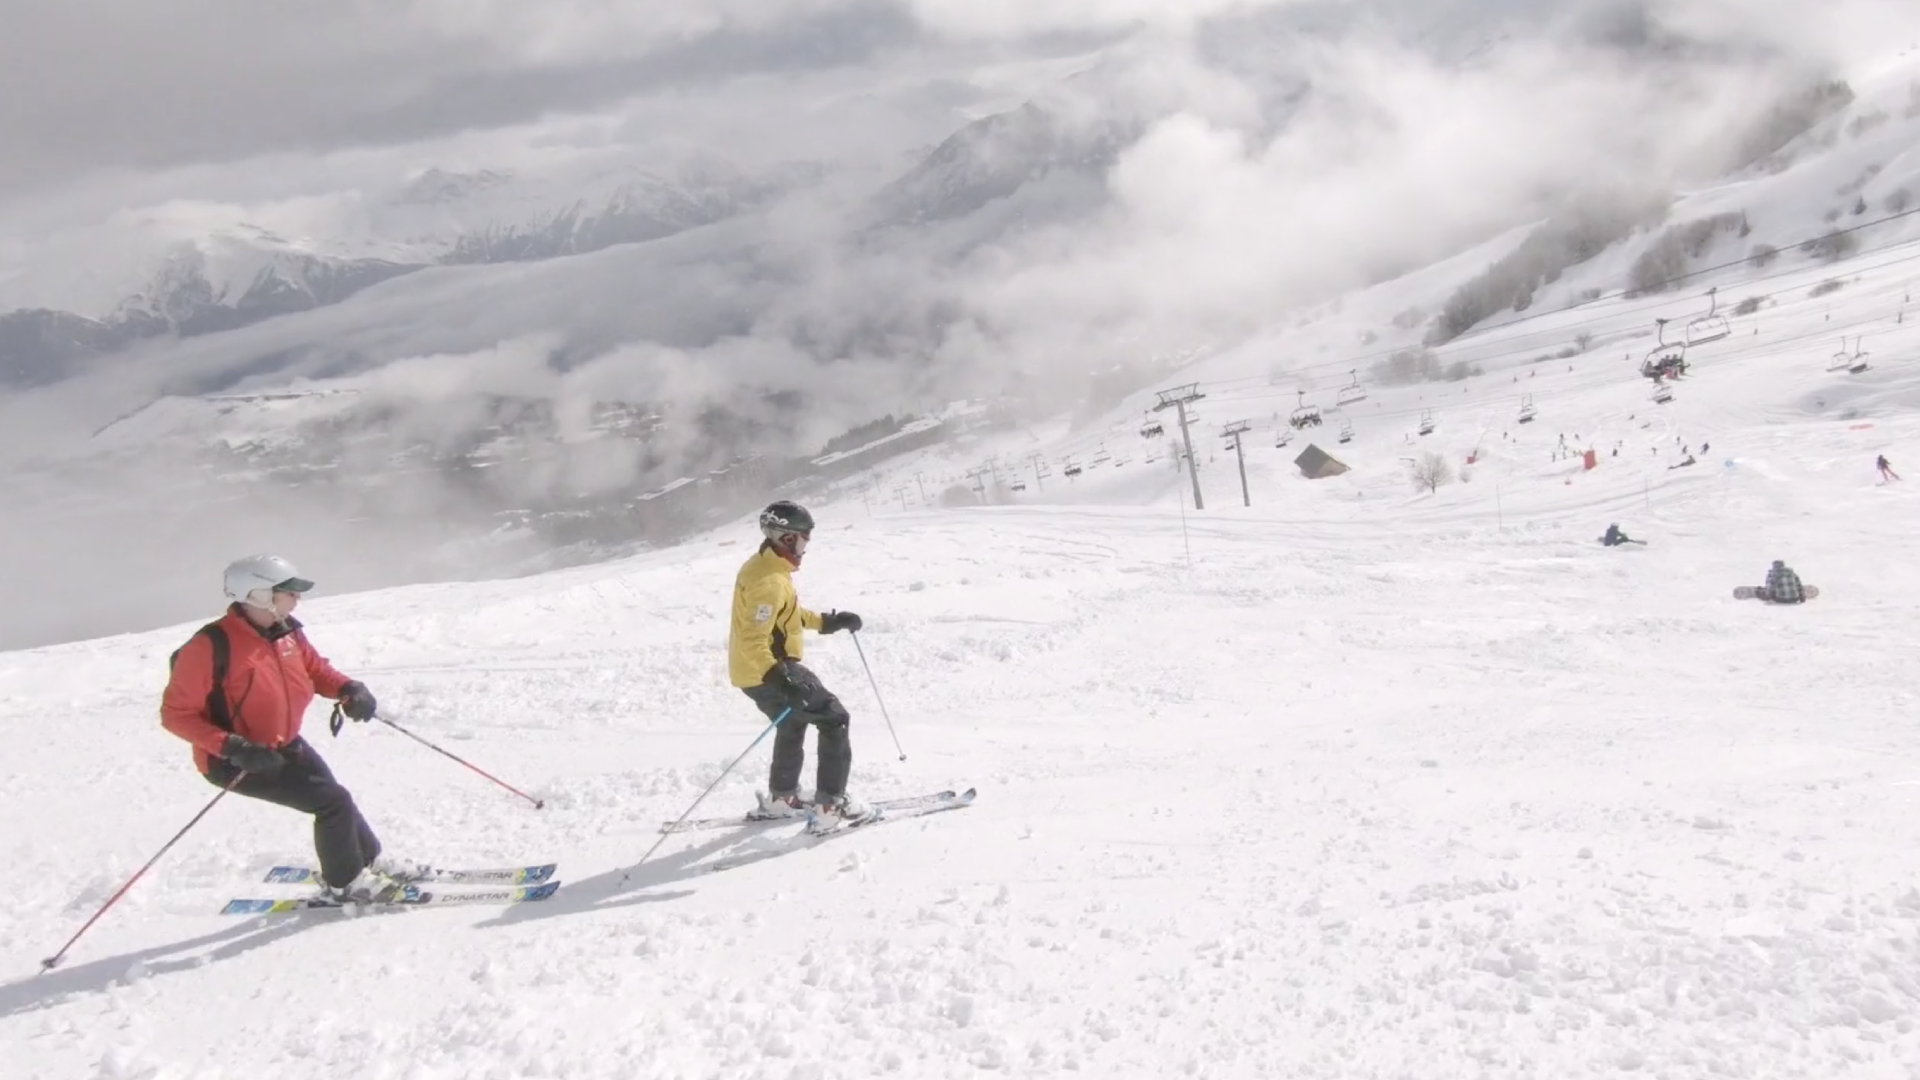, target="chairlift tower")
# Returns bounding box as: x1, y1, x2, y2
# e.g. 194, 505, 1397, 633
1221, 420, 1253, 507
1153, 383, 1207, 510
